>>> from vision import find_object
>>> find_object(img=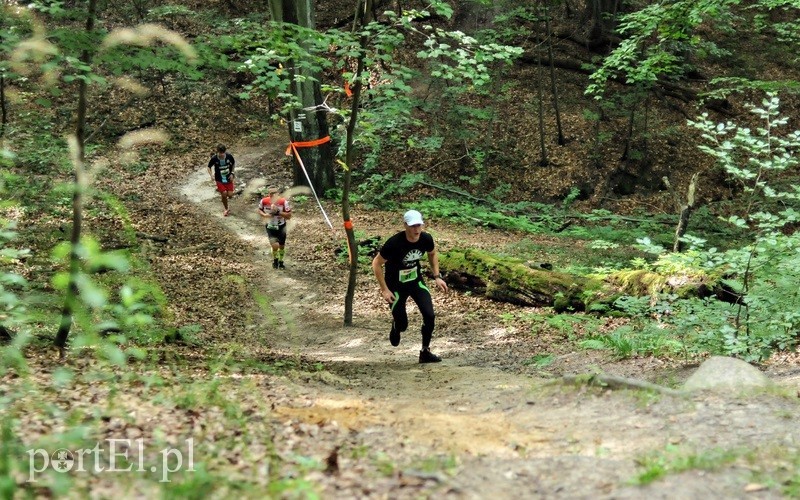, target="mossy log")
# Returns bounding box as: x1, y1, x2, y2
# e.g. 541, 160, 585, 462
438, 248, 721, 313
